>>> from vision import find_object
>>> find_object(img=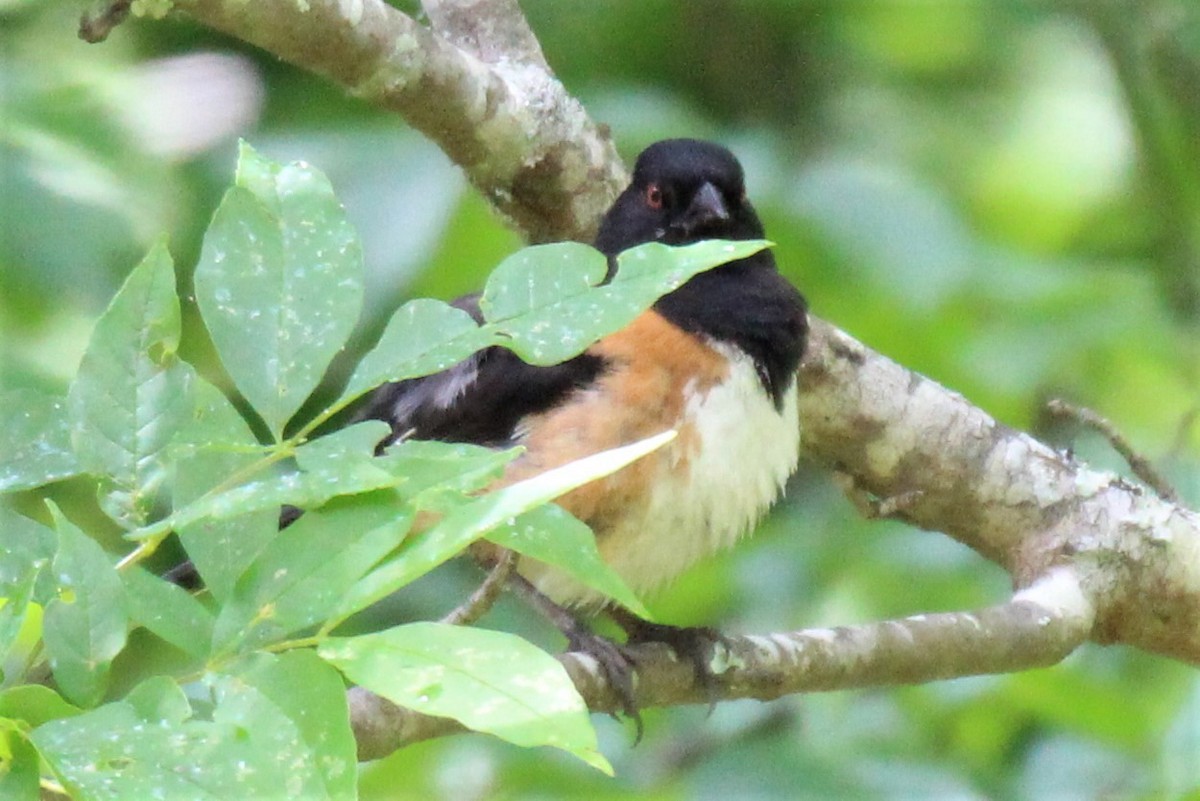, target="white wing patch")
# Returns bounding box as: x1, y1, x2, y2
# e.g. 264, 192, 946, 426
387, 356, 480, 423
